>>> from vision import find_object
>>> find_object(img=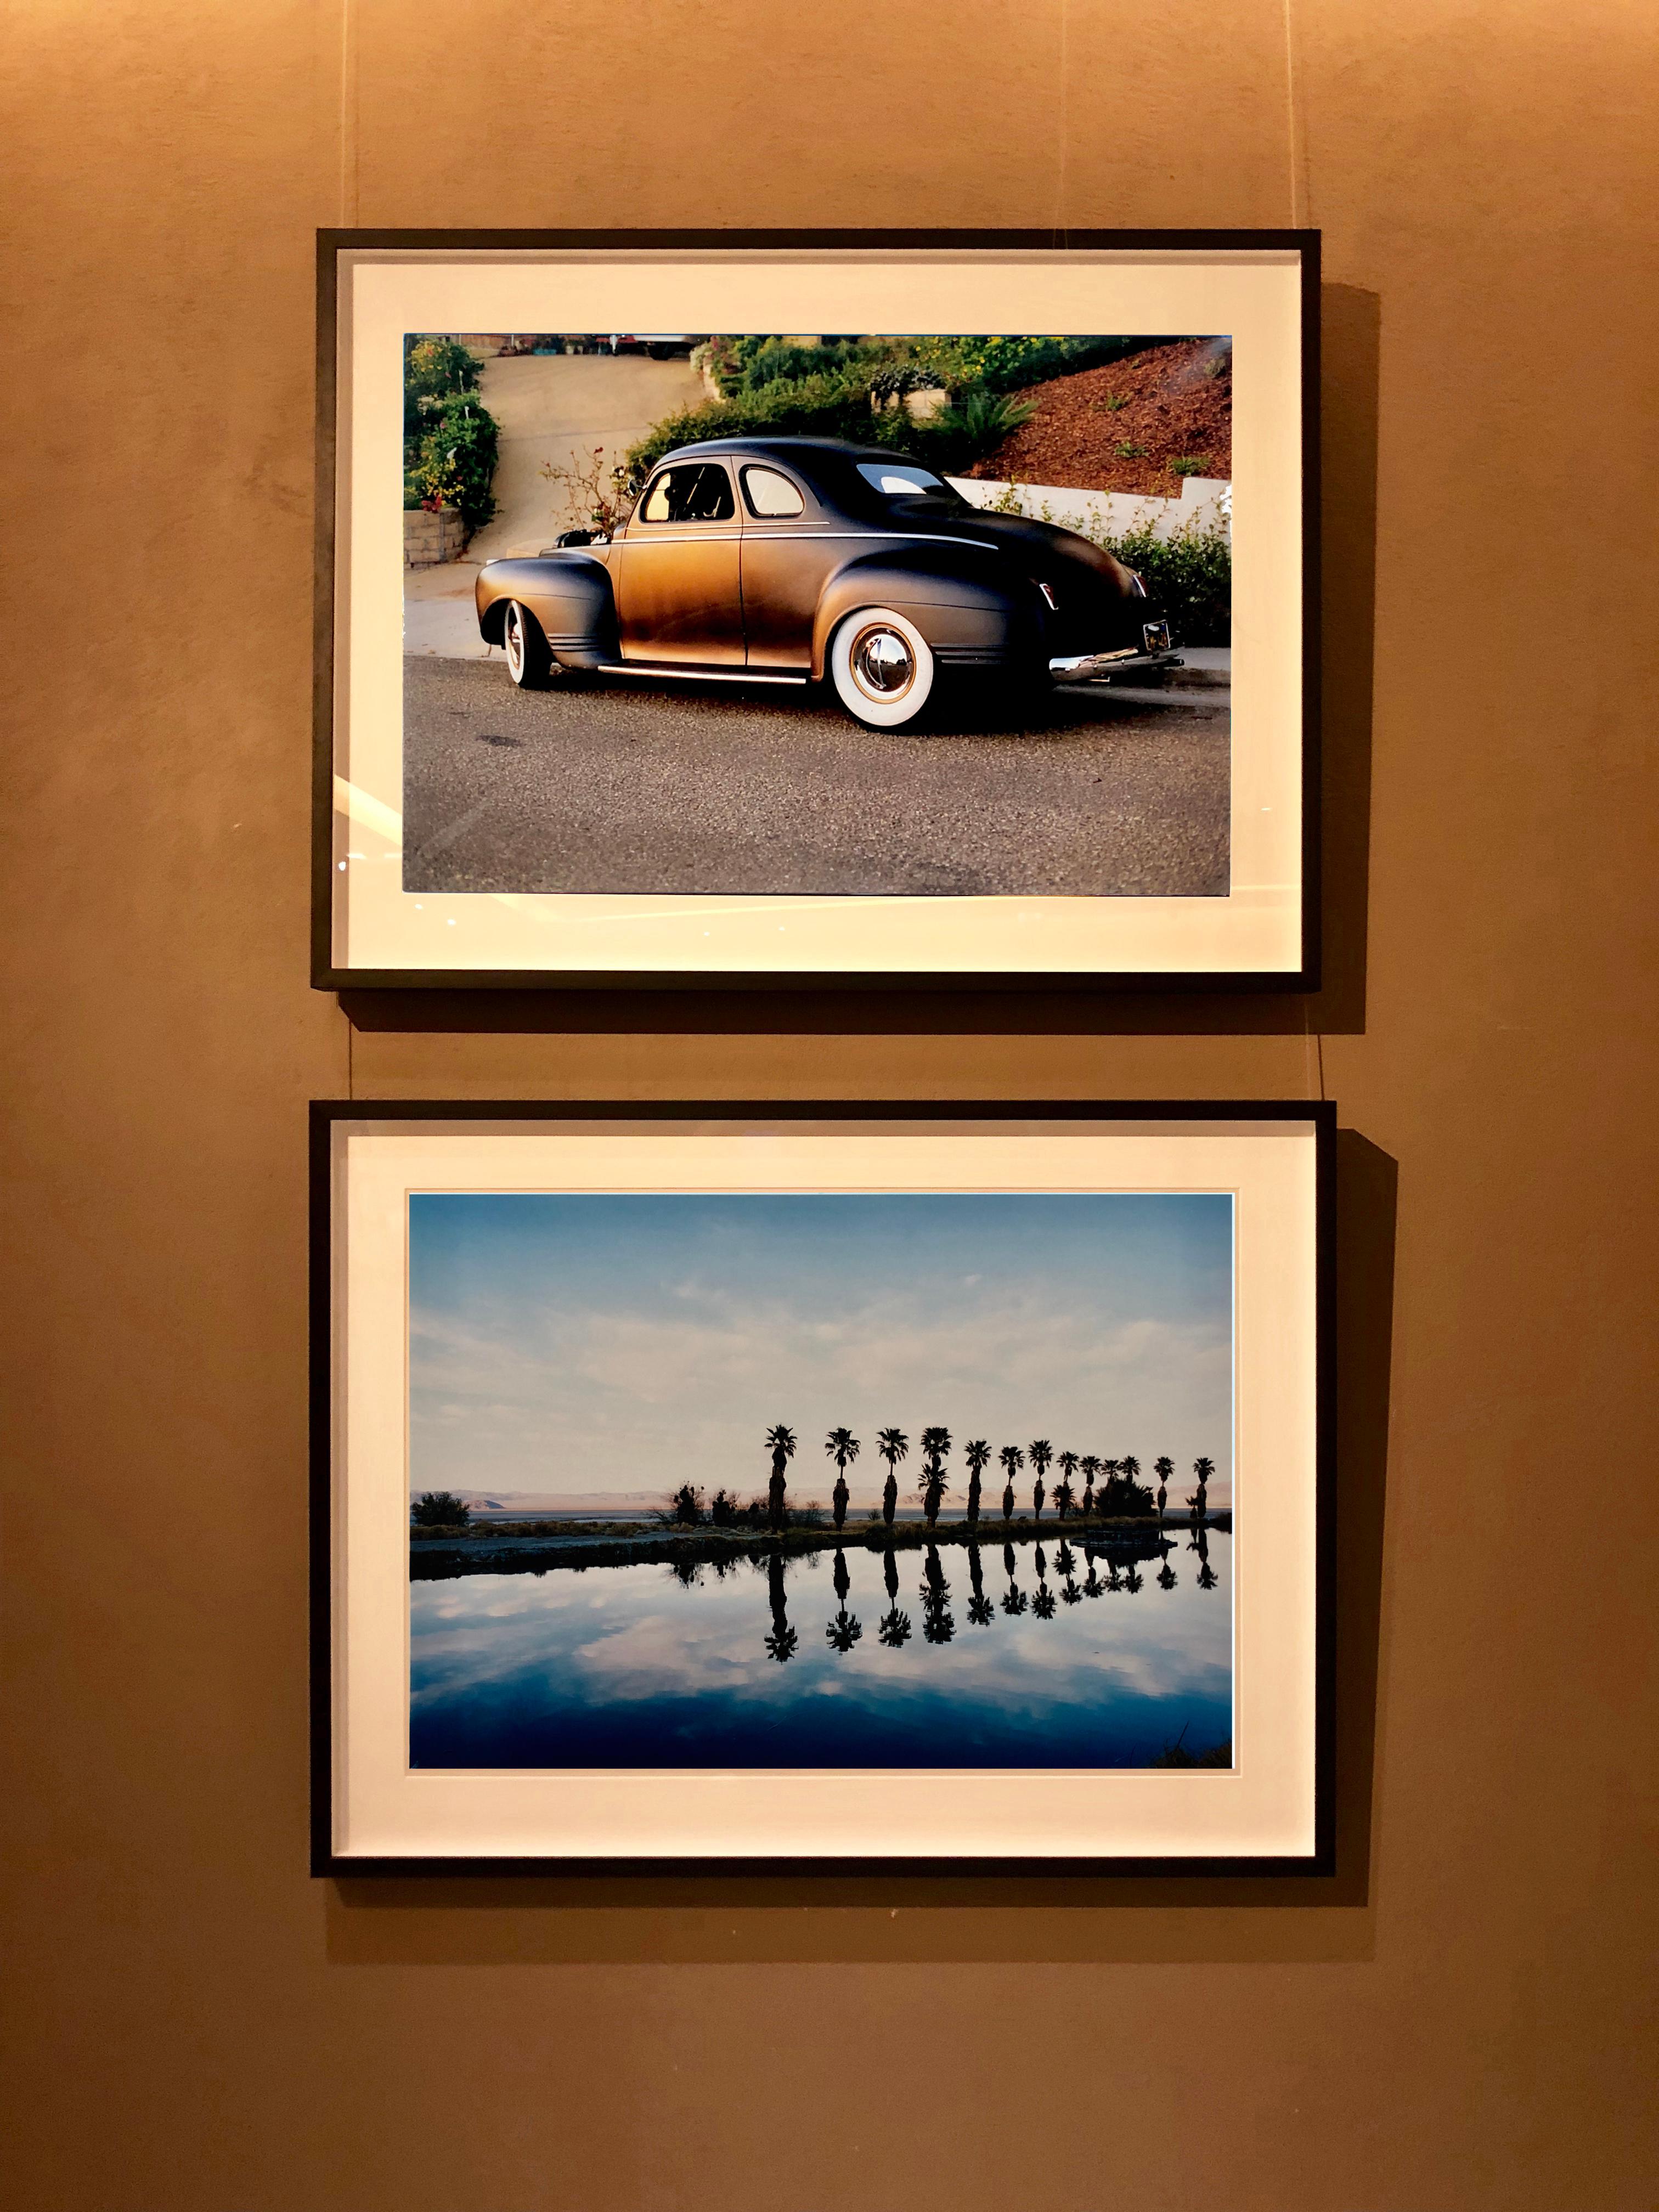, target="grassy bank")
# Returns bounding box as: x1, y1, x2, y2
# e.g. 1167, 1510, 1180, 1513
410, 1511, 1231, 1580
